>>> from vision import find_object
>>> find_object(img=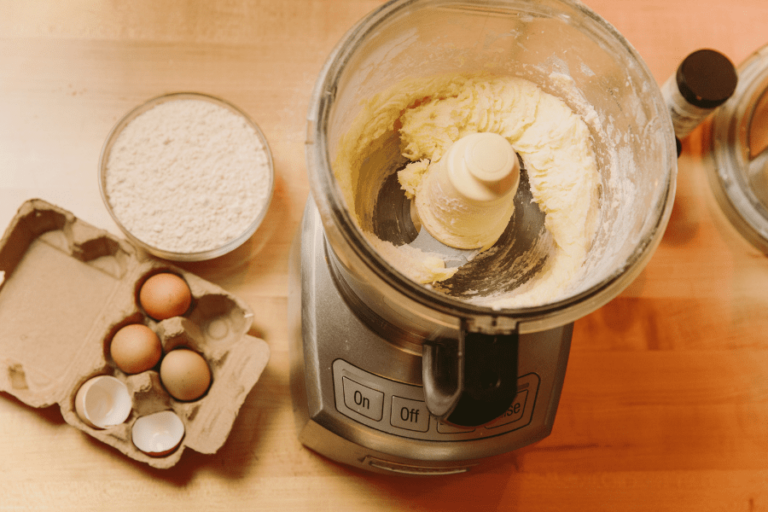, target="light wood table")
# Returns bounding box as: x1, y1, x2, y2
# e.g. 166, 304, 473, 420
1, 1, 767, 510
